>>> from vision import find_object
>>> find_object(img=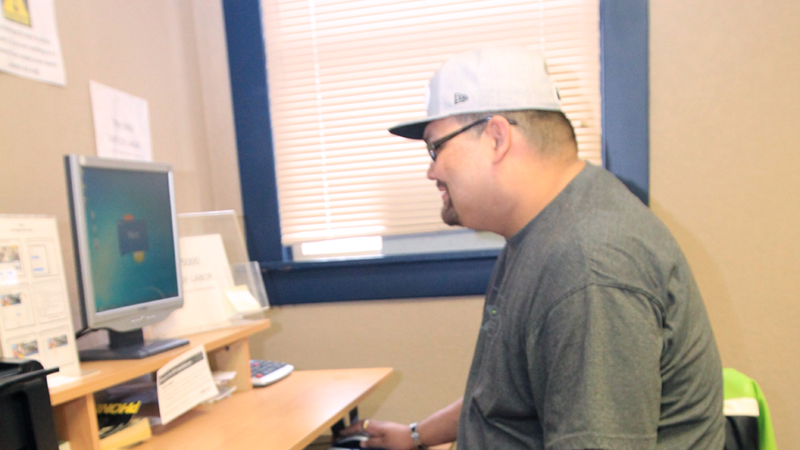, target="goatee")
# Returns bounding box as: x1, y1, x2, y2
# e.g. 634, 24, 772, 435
442, 201, 461, 226
439, 183, 461, 226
